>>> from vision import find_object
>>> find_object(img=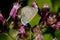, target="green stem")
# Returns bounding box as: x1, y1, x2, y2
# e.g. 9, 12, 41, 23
6, 16, 11, 22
